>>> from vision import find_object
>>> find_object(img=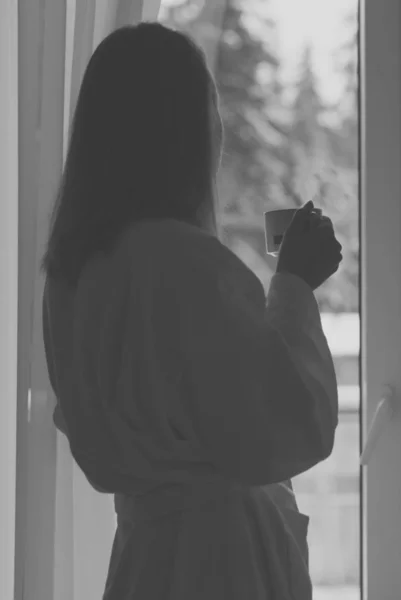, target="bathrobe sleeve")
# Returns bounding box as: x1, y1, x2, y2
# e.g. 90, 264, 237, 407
156, 233, 339, 486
